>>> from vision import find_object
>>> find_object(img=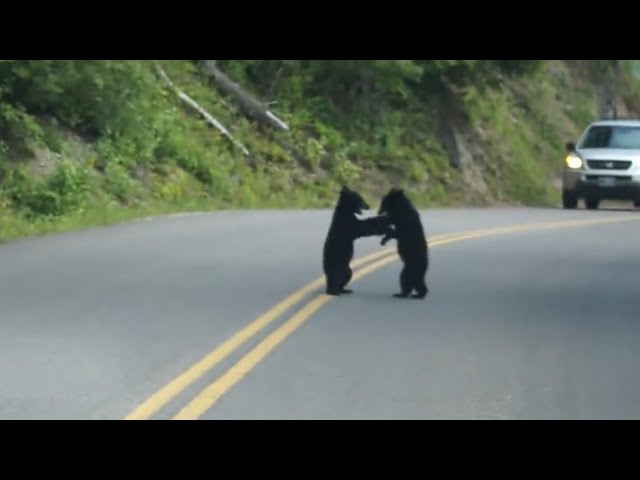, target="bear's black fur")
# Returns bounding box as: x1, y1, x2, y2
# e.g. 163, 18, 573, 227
323, 186, 391, 296
378, 188, 429, 299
